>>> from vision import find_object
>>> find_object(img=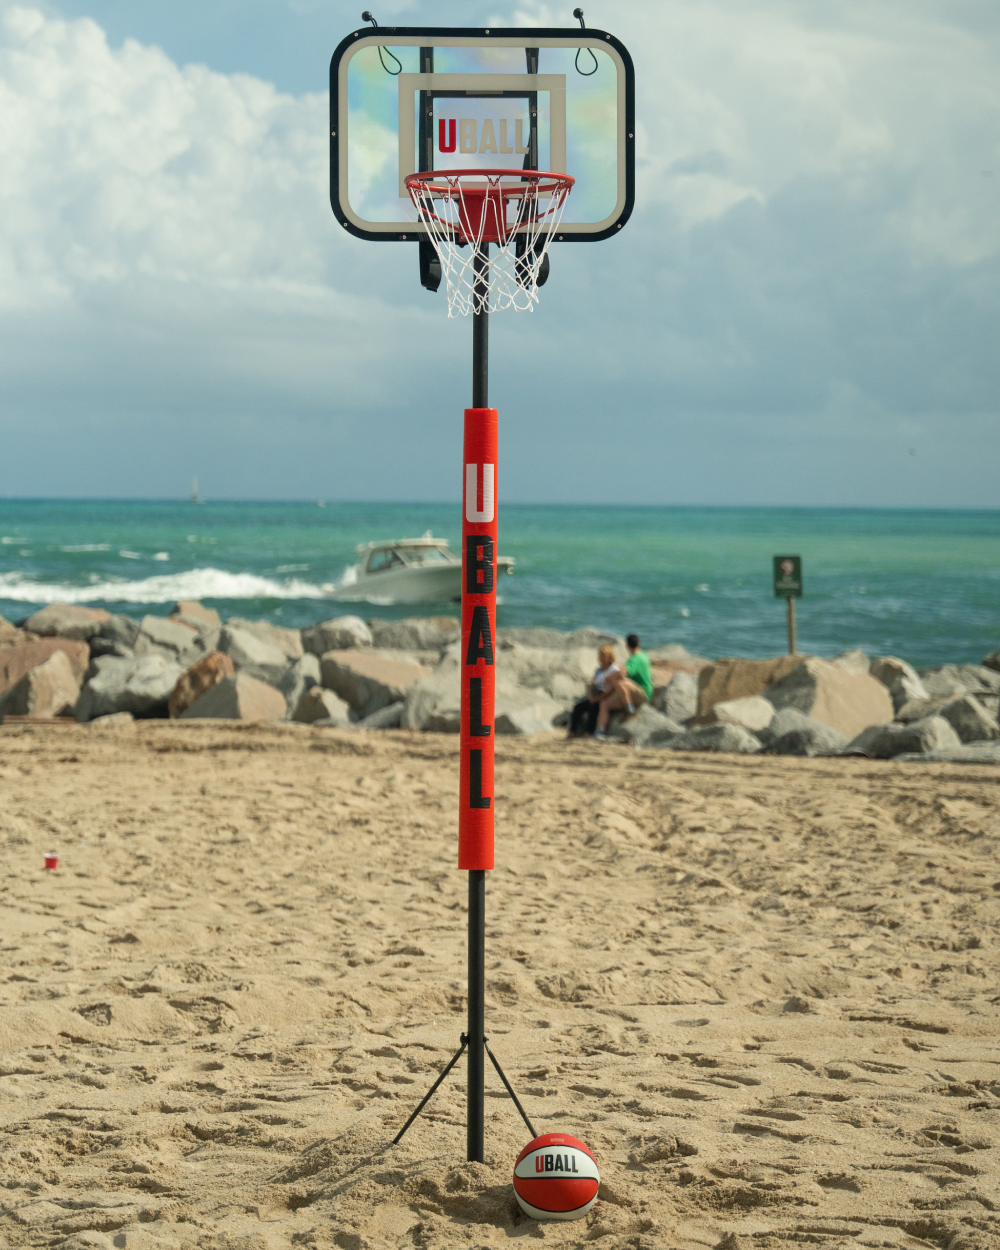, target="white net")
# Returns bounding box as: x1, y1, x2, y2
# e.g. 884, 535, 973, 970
406, 171, 573, 318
